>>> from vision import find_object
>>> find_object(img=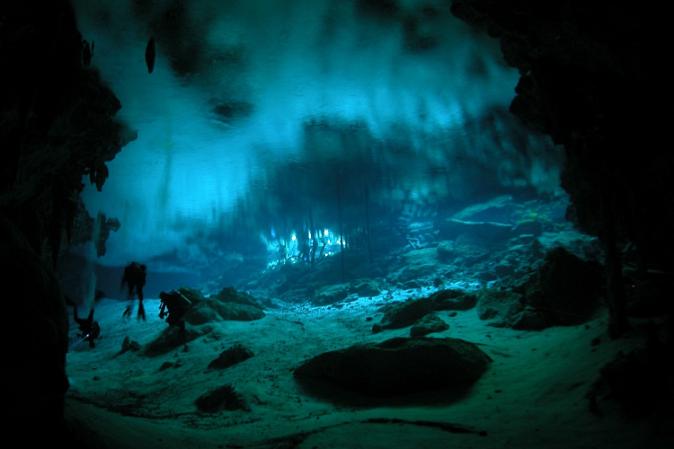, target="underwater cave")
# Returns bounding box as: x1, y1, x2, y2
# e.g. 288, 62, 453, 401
2, 1, 665, 448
